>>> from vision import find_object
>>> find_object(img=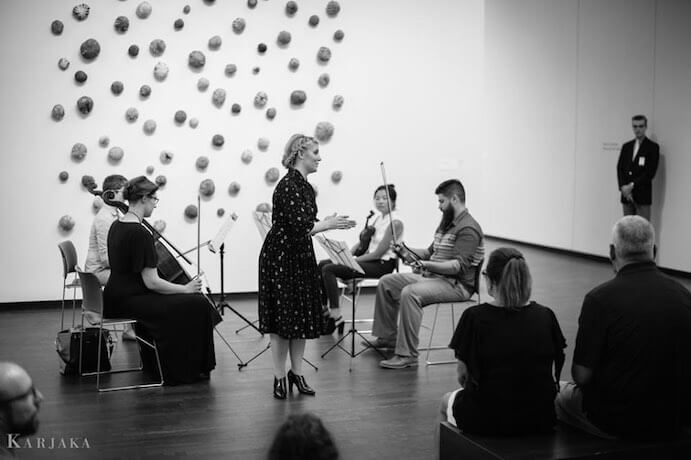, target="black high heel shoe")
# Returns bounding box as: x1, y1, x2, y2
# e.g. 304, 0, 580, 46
287, 370, 316, 396
273, 376, 287, 400
322, 315, 344, 335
